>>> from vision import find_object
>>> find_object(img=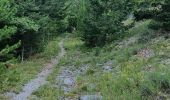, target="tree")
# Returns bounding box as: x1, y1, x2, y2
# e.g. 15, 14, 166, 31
151, 0, 170, 31
12, 0, 68, 57
77, 0, 133, 47
0, 0, 39, 62
133, 0, 170, 32
0, 0, 20, 62
133, 0, 162, 21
